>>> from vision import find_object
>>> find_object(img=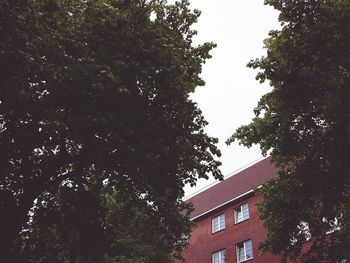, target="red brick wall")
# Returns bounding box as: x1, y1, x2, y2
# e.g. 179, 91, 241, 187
177, 194, 280, 263
187, 158, 278, 219
177, 158, 312, 263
